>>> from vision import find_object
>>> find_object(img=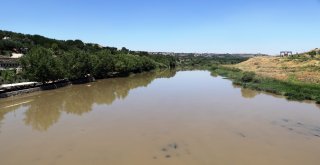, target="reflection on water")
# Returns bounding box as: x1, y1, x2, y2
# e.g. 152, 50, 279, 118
0, 70, 176, 131
240, 88, 259, 99
0, 70, 320, 165
232, 84, 260, 99
233, 84, 320, 106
